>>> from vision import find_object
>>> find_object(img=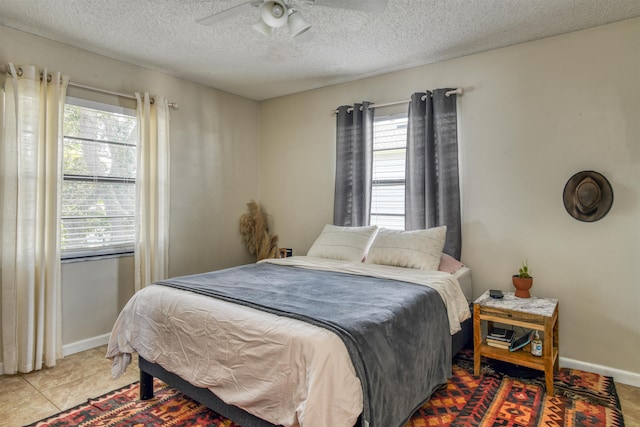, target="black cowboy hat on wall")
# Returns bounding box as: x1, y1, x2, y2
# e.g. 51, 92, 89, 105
563, 171, 614, 222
